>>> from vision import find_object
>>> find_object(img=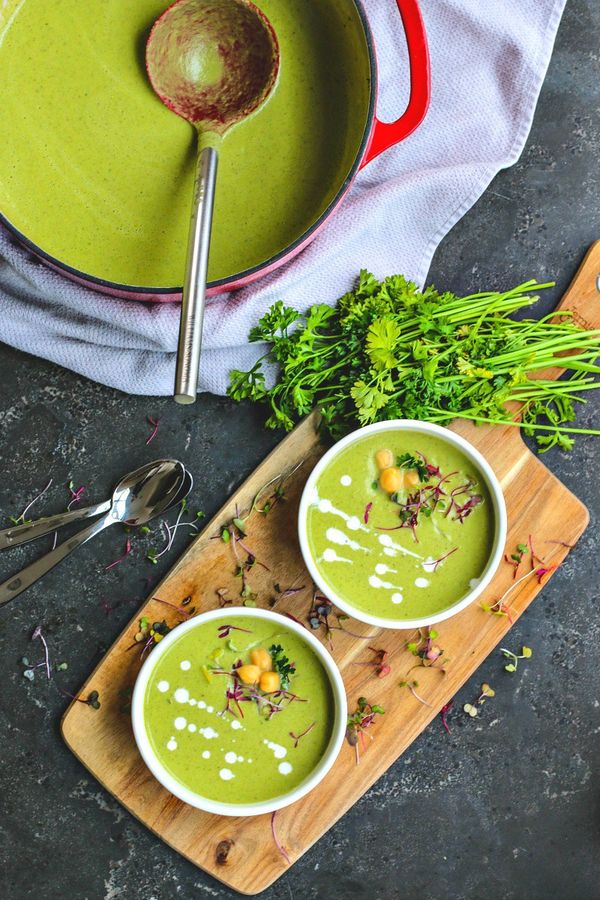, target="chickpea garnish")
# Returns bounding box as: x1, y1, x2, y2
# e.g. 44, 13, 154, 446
404, 468, 420, 488
250, 647, 273, 671
379, 466, 404, 493
237, 664, 261, 685
259, 670, 281, 693
375, 448, 394, 471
